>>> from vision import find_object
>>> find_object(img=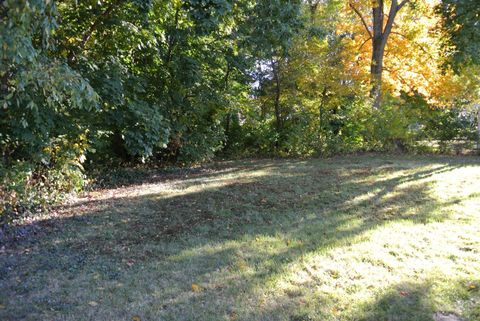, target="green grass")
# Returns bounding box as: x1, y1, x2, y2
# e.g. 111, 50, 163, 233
1, 154, 480, 321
